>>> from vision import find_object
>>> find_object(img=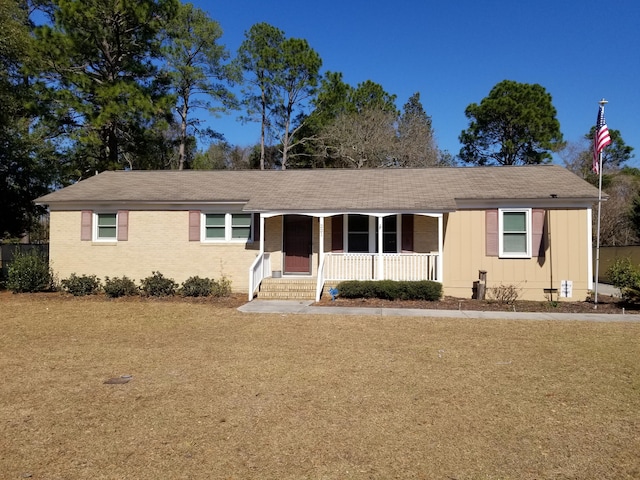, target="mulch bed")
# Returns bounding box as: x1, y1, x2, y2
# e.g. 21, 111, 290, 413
4, 290, 638, 314
314, 293, 640, 314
